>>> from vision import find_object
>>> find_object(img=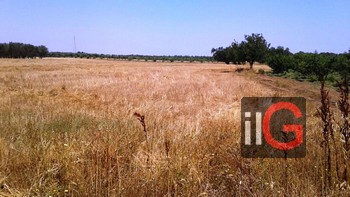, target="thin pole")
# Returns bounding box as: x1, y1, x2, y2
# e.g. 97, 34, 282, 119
74, 36, 77, 53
